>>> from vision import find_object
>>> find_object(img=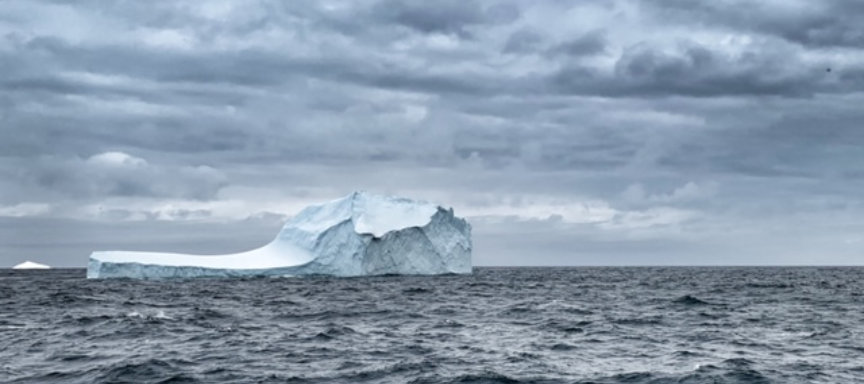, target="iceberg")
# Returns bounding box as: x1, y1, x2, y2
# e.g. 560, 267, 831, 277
12, 261, 51, 269
87, 191, 472, 278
